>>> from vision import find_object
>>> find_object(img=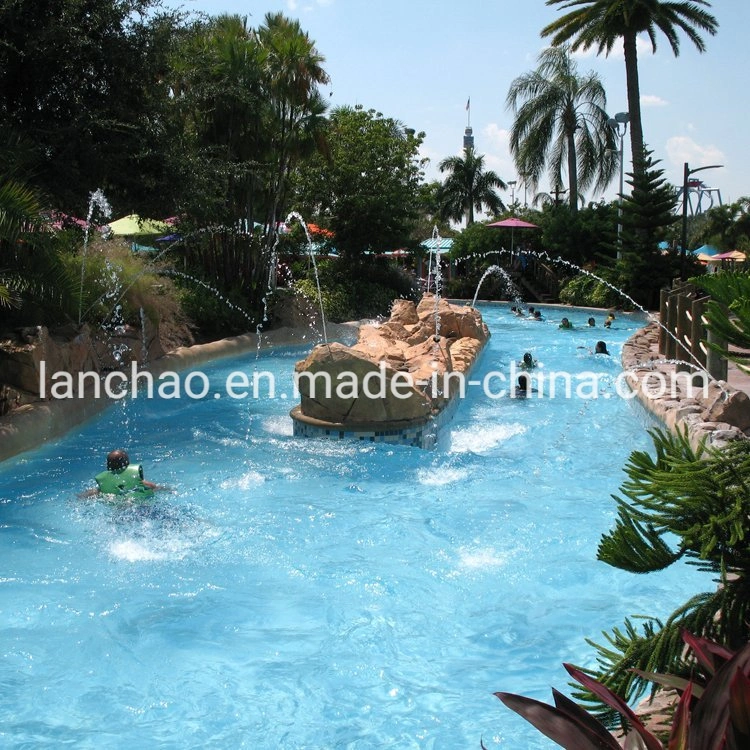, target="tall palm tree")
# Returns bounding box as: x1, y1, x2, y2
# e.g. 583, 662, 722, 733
437, 148, 506, 225
506, 45, 618, 214
258, 12, 331, 235
542, 0, 719, 179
